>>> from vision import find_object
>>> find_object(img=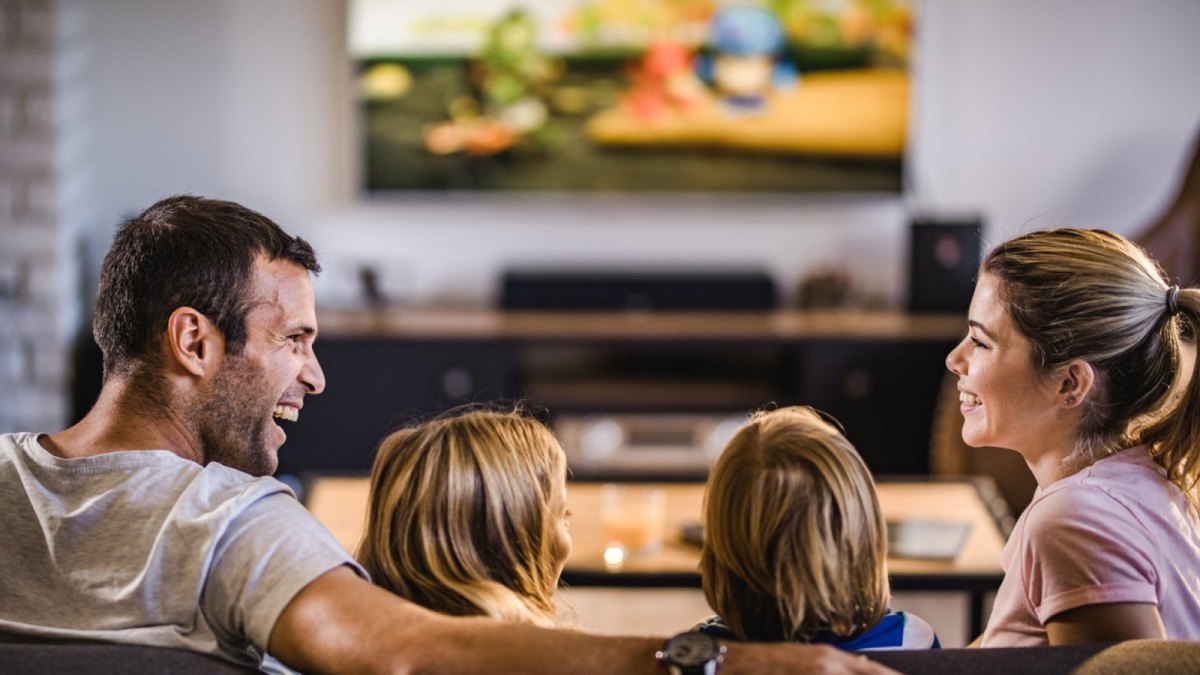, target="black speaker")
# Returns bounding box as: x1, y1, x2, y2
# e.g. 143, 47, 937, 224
501, 269, 778, 312
908, 218, 982, 313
